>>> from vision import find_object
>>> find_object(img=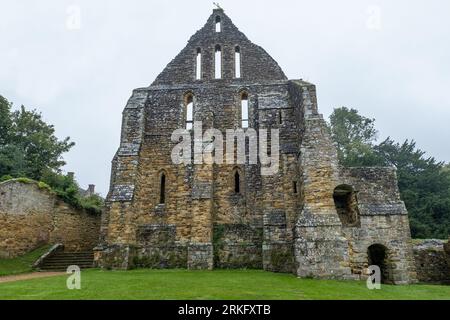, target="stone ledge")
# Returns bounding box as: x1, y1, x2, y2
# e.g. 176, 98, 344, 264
109, 184, 135, 202
359, 203, 408, 216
